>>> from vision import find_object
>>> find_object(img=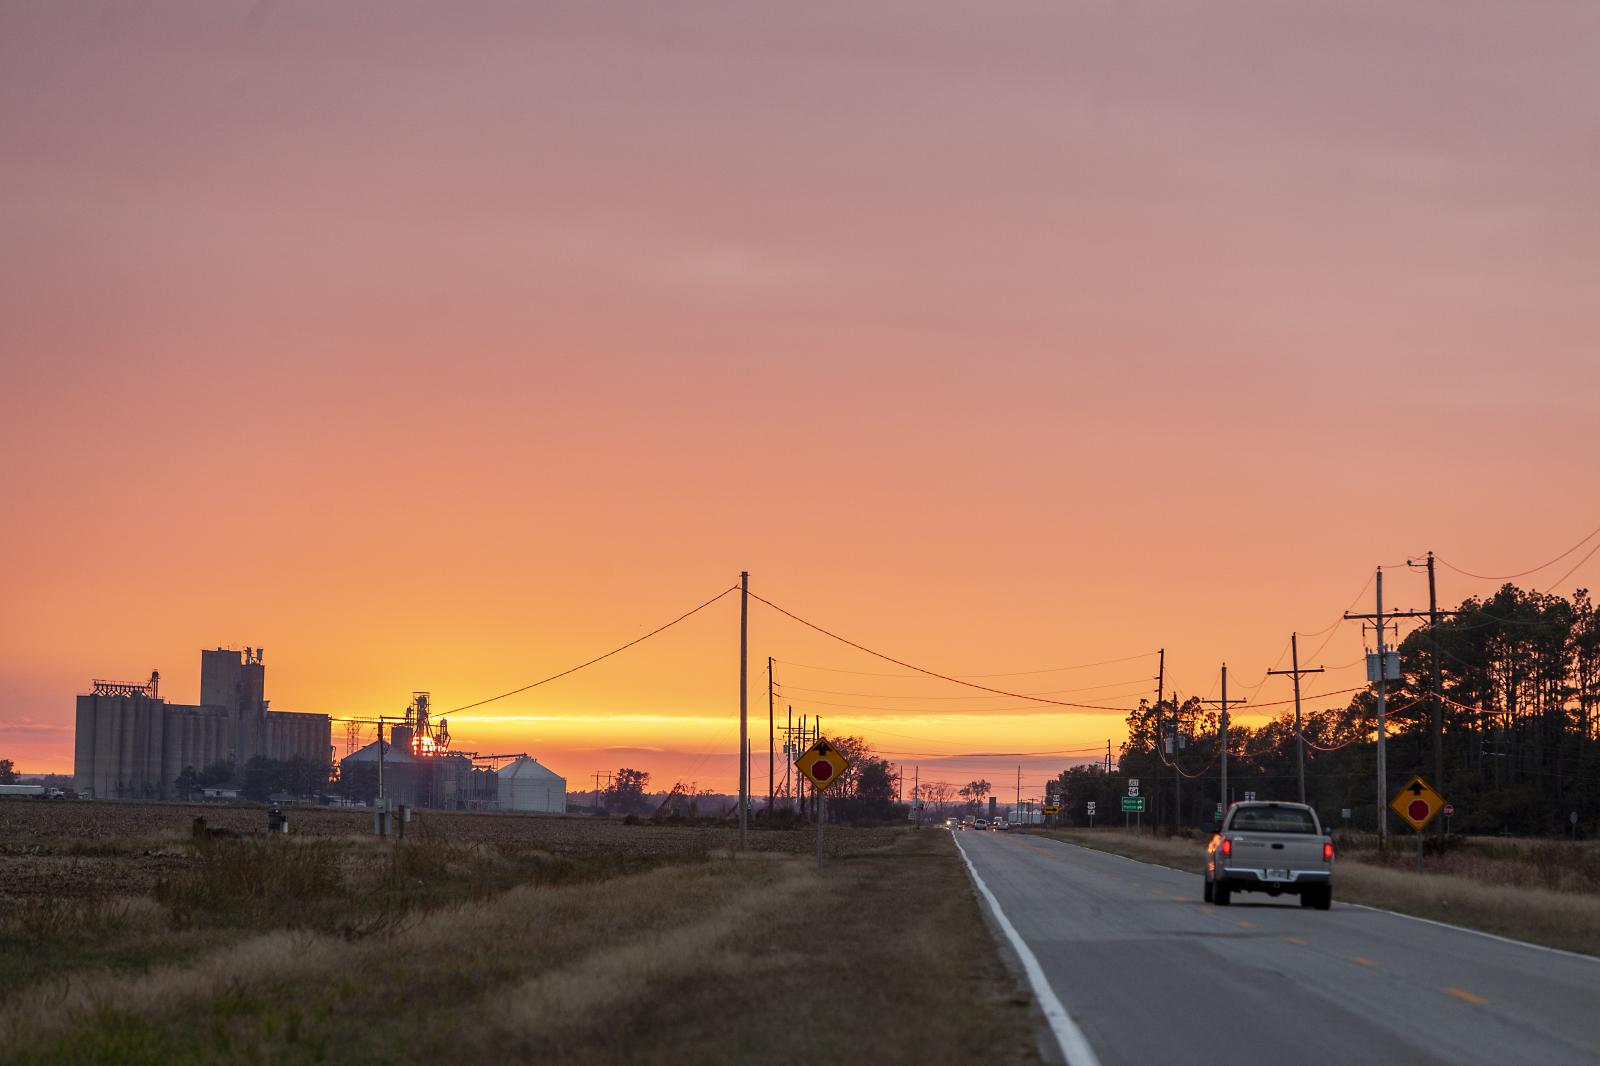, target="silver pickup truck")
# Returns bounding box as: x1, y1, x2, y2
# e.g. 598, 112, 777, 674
1204, 801, 1333, 909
